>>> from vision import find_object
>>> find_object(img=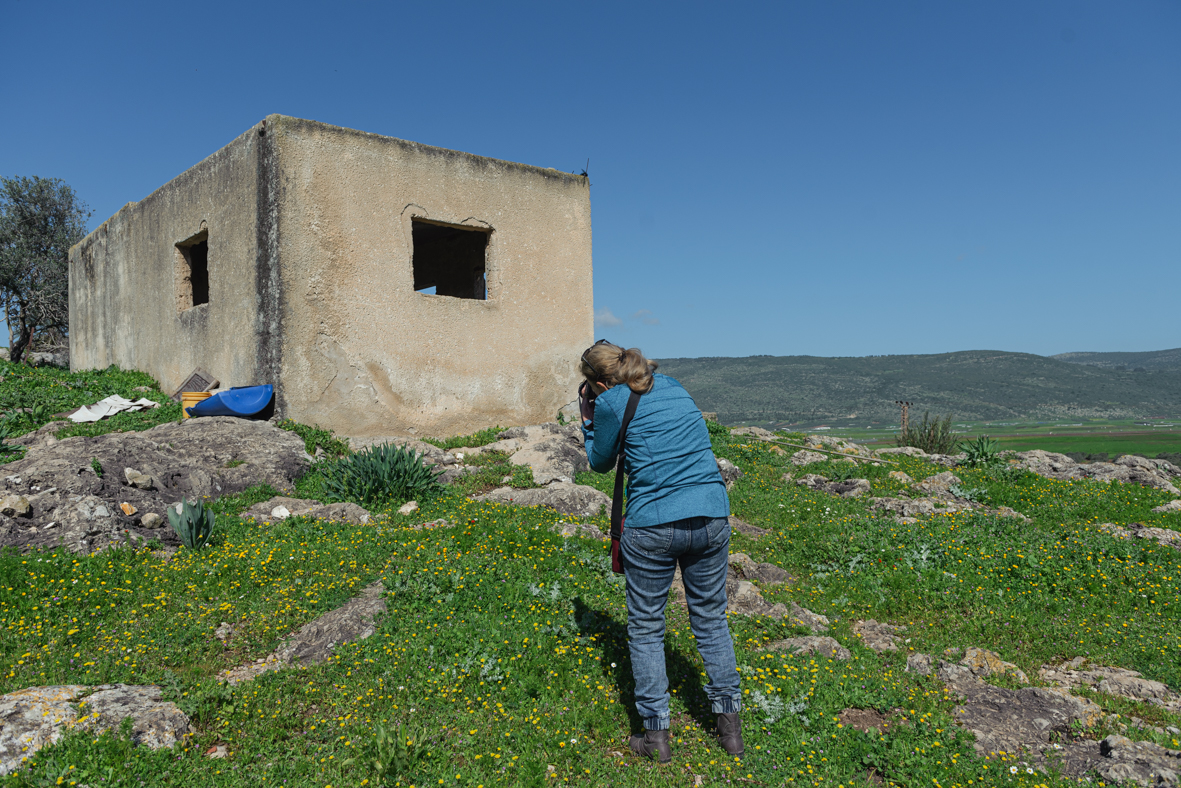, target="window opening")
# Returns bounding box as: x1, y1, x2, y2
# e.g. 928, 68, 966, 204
175, 231, 210, 311
411, 219, 488, 300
